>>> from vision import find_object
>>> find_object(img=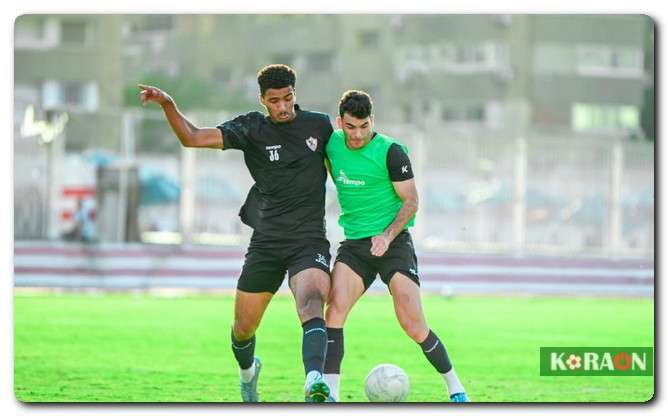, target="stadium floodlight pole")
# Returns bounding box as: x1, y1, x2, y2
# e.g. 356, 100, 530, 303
609, 140, 624, 257
412, 130, 426, 247
117, 160, 128, 242
31, 108, 69, 241
118, 110, 138, 243
513, 137, 527, 254
19, 106, 69, 240
180, 145, 196, 246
